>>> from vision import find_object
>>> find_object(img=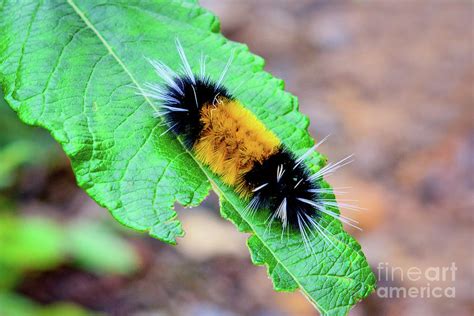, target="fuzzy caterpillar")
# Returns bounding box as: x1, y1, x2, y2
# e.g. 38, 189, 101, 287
142, 39, 361, 251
